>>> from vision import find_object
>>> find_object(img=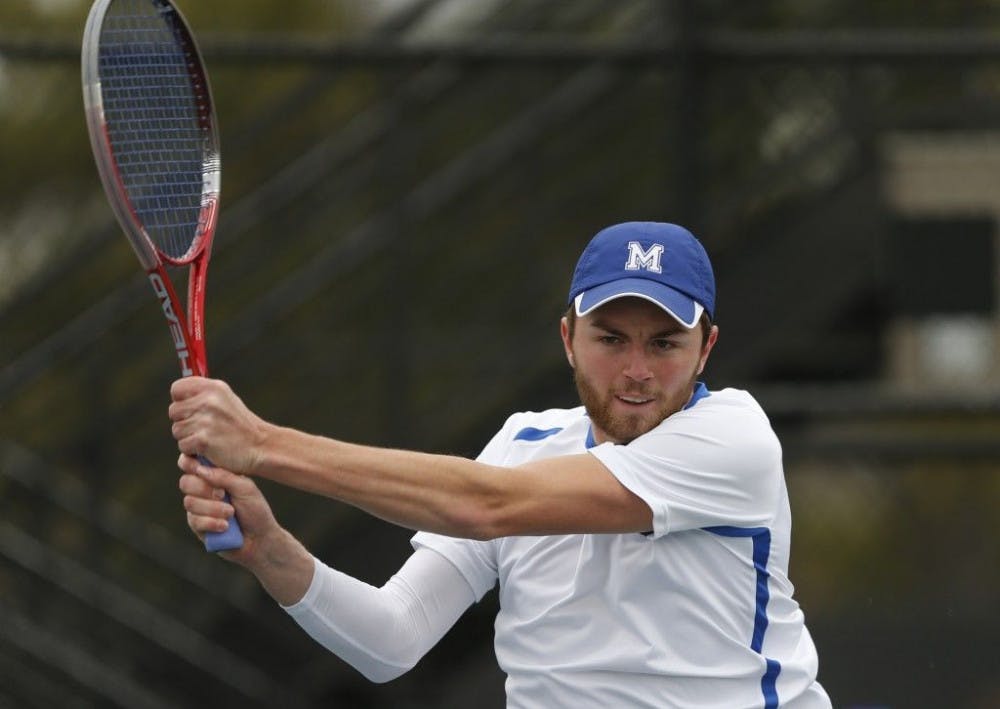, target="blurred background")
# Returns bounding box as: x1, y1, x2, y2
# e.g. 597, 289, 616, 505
1, 0, 999, 707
